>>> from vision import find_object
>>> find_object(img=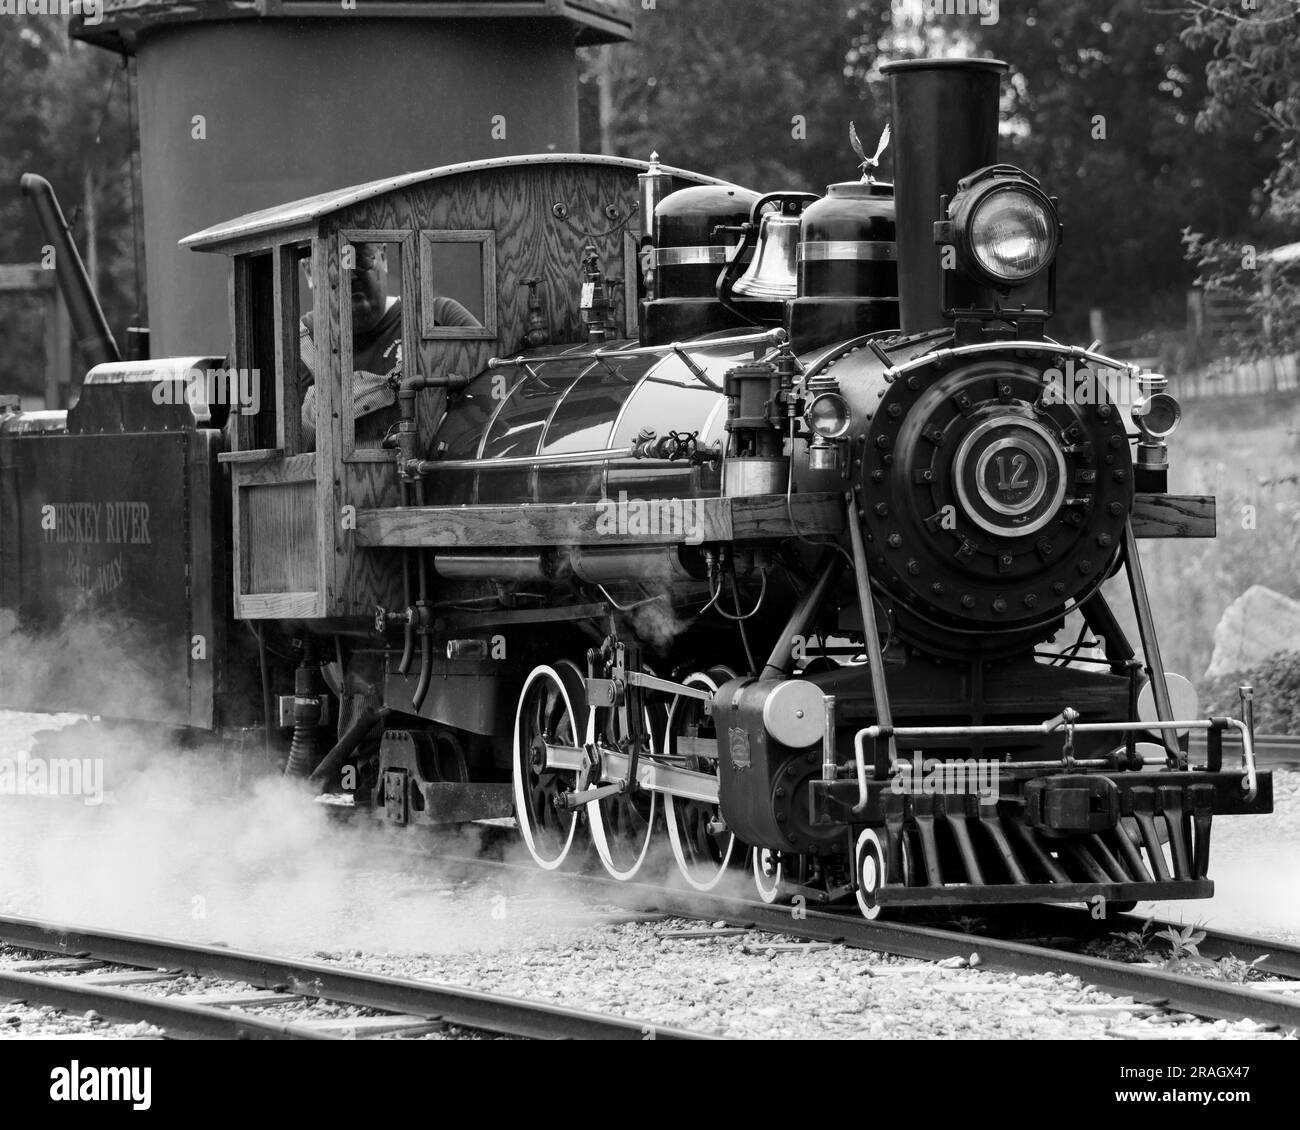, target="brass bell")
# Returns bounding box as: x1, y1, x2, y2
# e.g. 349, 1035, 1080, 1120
732, 210, 801, 300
